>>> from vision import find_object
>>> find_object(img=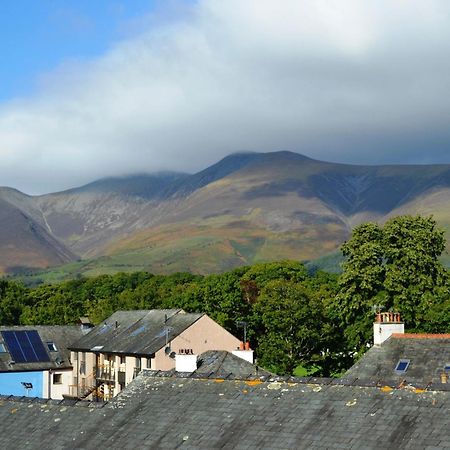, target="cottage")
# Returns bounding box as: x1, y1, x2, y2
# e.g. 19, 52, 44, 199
0, 325, 82, 399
